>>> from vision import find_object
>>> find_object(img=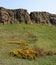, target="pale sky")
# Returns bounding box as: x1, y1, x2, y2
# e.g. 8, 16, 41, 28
0, 0, 56, 14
